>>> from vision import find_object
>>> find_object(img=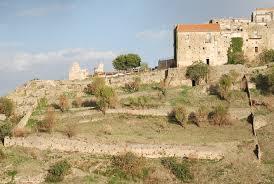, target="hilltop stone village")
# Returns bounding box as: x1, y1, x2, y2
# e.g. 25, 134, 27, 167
69, 7, 274, 80
1, 7, 274, 184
